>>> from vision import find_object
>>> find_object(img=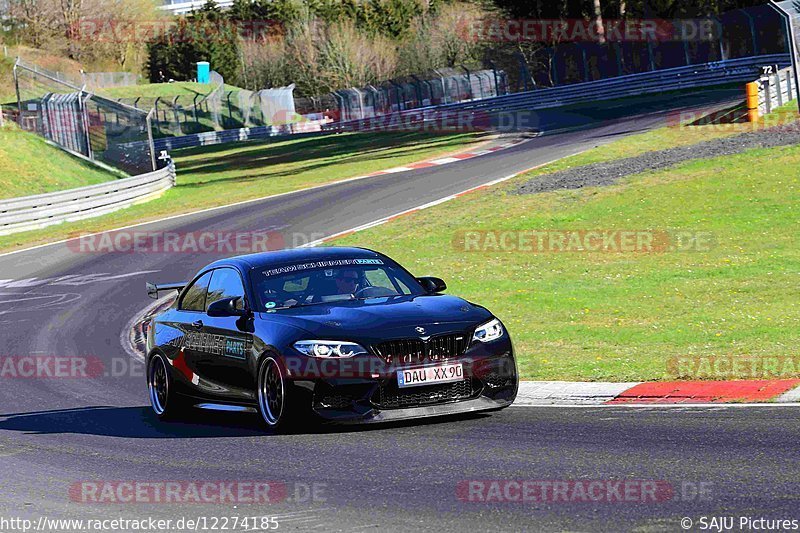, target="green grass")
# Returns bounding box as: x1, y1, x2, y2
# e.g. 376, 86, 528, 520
333, 120, 800, 382
0, 130, 485, 252
98, 82, 223, 100
0, 123, 119, 198
0, 55, 16, 104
